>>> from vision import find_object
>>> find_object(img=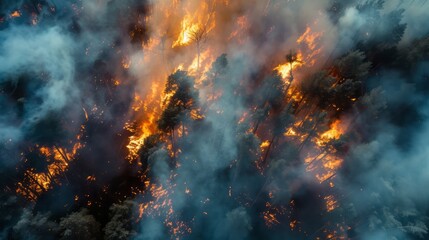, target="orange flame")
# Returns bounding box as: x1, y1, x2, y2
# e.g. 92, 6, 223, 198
16, 126, 85, 201
274, 52, 304, 80
173, 16, 201, 47
10, 10, 21, 18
